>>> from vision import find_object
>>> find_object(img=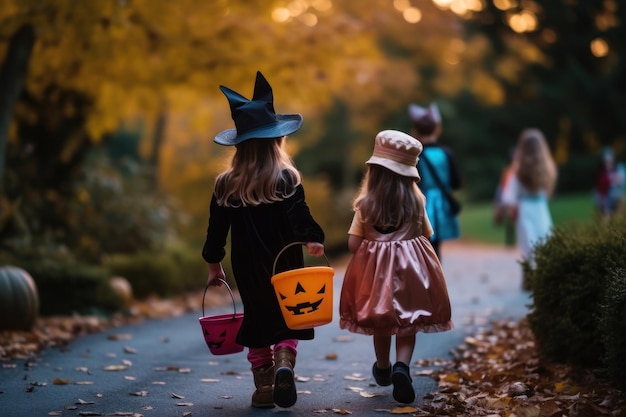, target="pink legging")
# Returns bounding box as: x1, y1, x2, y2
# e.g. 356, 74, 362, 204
248, 339, 298, 370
